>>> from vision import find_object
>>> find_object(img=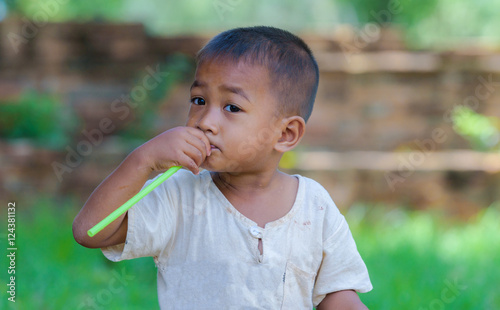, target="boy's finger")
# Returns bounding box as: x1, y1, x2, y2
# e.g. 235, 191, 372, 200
186, 135, 208, 160
187, 128, 211, 156
183, 143, 205, 167
179, 153, 200, 175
